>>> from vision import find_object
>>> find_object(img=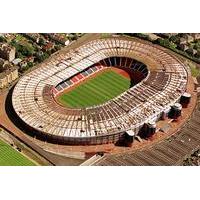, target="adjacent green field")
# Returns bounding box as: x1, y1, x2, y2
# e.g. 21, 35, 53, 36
0, 139, 36, 166
58, 70, 131, 108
